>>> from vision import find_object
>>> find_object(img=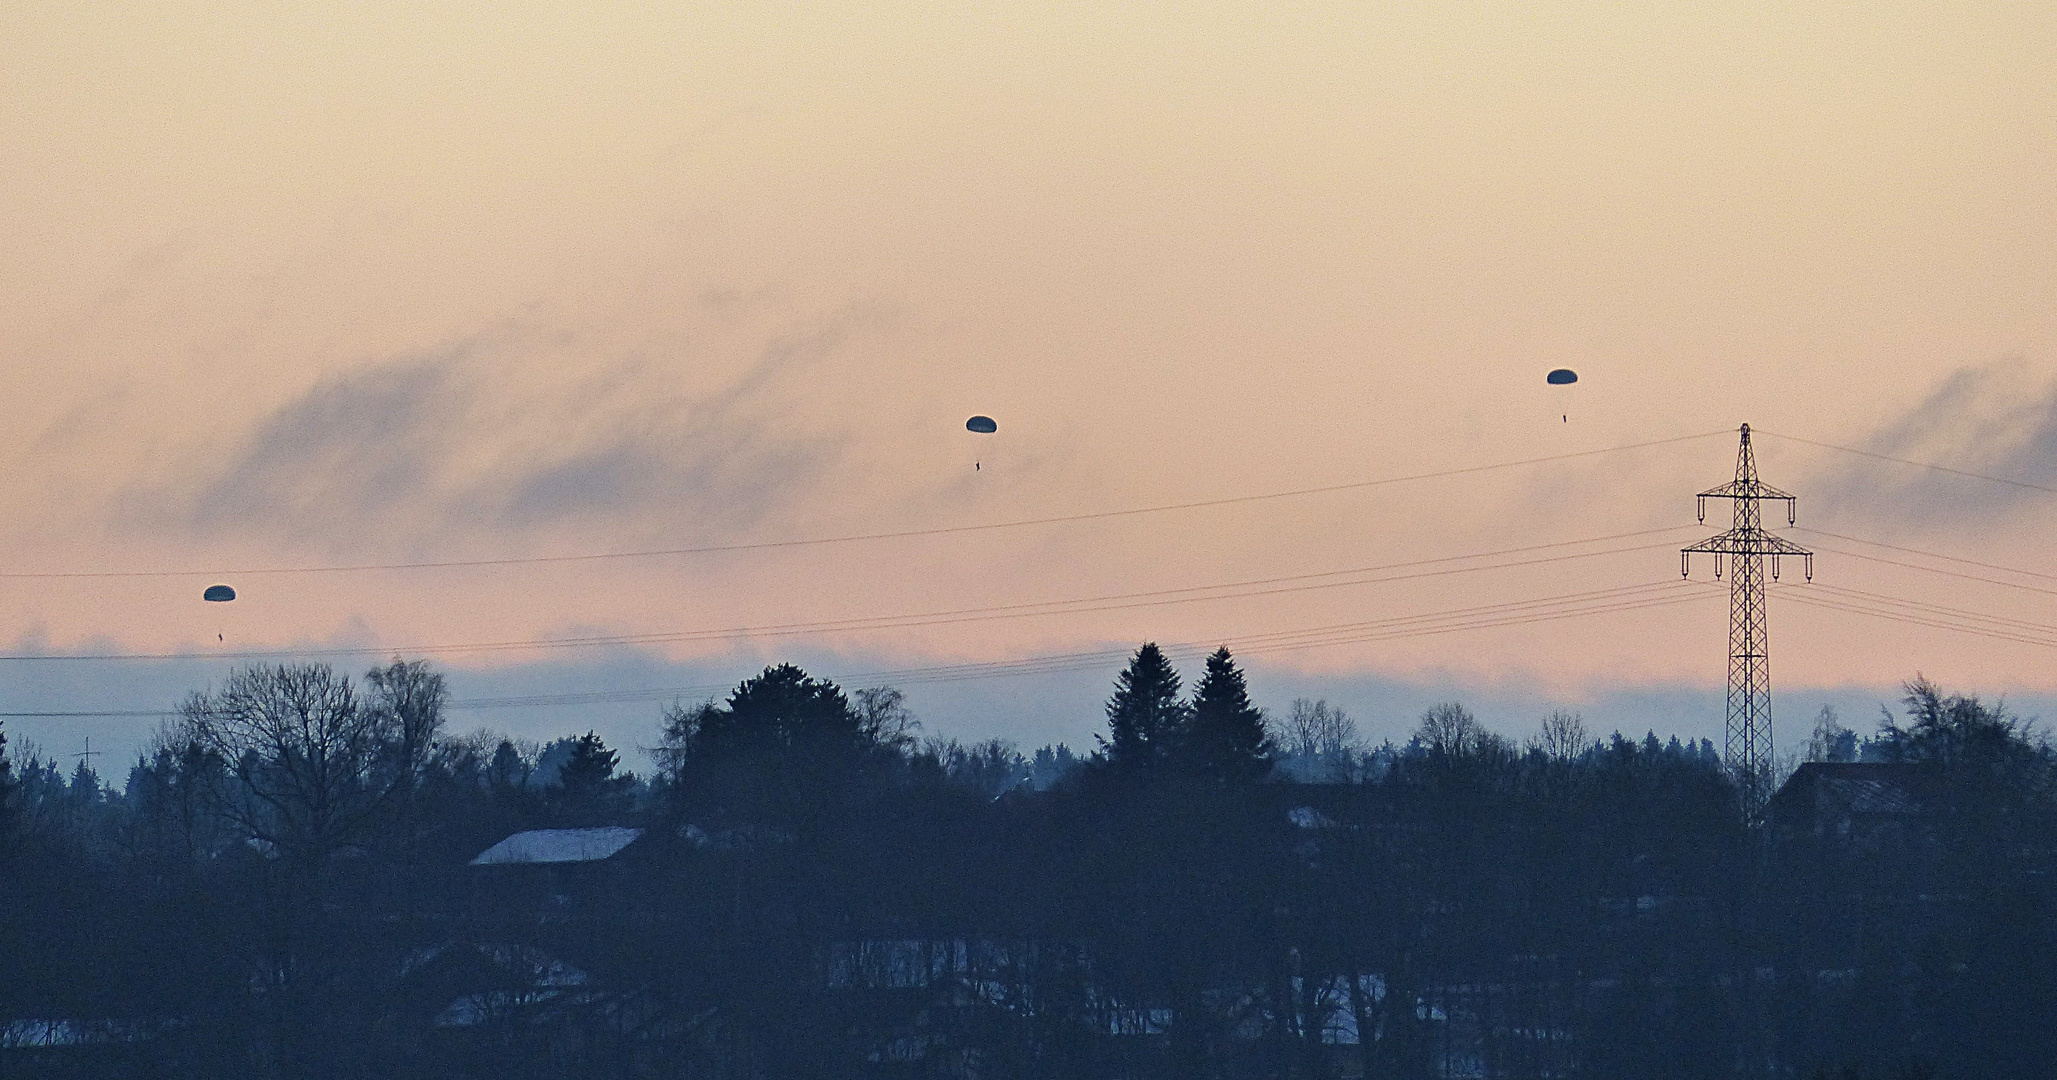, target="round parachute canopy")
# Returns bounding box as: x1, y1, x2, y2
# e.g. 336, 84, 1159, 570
202, 584, 236, 602
1546, 368, 1578, 385
965, 415, 998, 434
